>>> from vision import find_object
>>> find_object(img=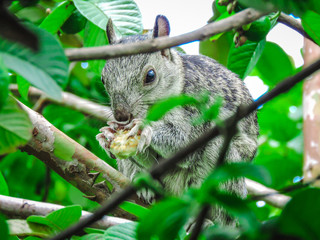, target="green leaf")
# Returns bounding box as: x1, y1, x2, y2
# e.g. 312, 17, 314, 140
0, 56, 9, 111
254, 145, 302, 189
53, 132, 76, 161
24, 237, 42, 240
0, 96, 32, 155
137, 198, 193, 240
84, 228, 105, 234
119, 201, 149, 219
27, 205, 82, 231
104, 222, 138, 240
0, 215, 9, 240
61, 9, 87, 34
79, 233, 105, 240
145, 95, 199, 124
73, 0, 143, 37
205, 162, 272, 187
84, 21, 108, 75
201, 225, 241, 240
302, 11, 320, 46
39, 1, 76, 35
26, 215, 52, 228
255, 42, 295, 87
16, 76, 31, 101
238, 0, 320, 17
200, 32, 233, 67
0, 171, 9, 195
0, 23, 69, 101
7, 219, 53, 238
278, 189, 320, 240
258, 93, 301, 142
227, 39, 266, 79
